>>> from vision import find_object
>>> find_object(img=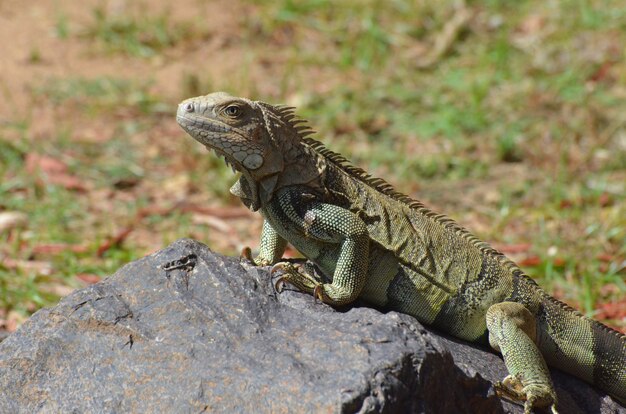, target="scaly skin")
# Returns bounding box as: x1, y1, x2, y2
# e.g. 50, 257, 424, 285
176, 92, 626, 412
